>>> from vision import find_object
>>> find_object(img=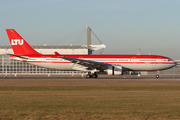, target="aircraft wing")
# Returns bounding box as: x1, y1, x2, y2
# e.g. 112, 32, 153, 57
60, 56, 109, 70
